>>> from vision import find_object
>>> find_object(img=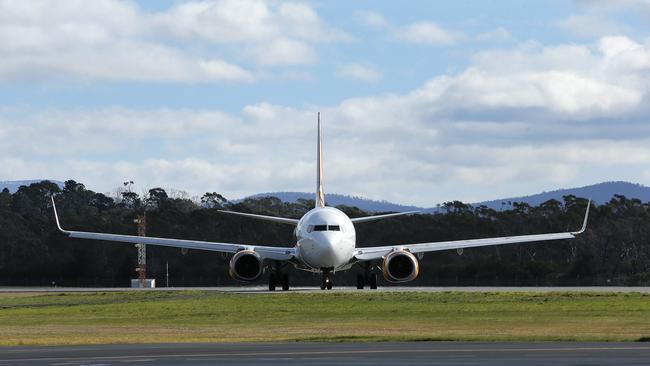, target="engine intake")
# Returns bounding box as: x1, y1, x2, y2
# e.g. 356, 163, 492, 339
229, 250, 263, 282
382, 250, 420, 283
